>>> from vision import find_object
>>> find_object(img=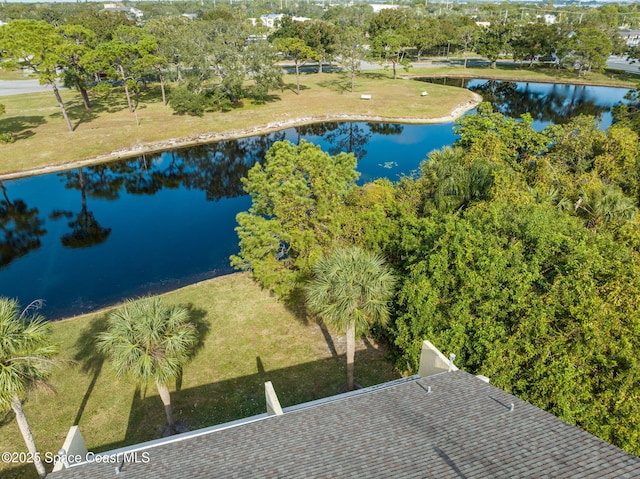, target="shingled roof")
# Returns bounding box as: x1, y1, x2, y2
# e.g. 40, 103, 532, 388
53, 370, 640, 478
